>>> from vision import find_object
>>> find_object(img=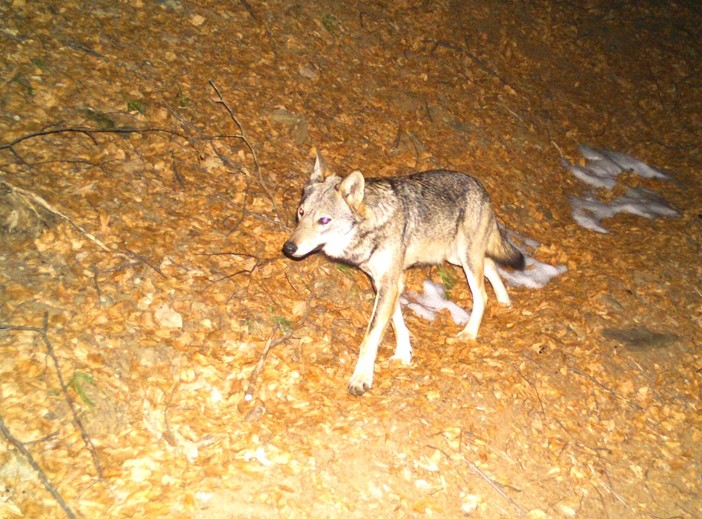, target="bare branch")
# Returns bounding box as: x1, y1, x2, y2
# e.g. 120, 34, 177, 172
0, 125, 190, 152
0, 313, 104, 480
466, 460, 524, 516
243, 292, 315, 401
0, 416, 77, 519
208, 81, 282, 223
0, 178, 166, 279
